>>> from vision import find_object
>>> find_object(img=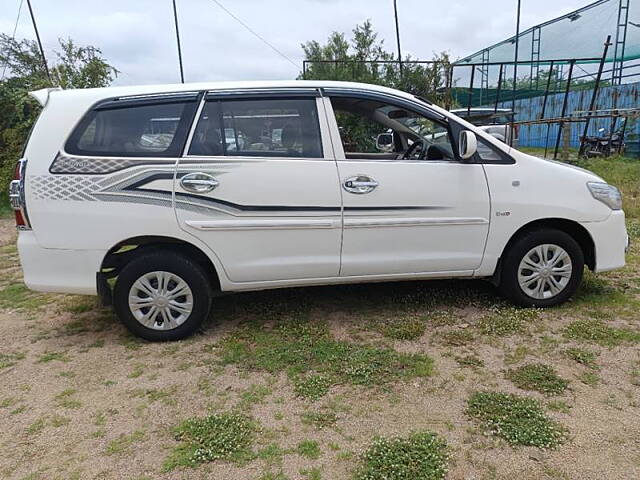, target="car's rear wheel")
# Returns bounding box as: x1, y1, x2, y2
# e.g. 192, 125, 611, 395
499, 229, 584, 307
113, 250, 212, 341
